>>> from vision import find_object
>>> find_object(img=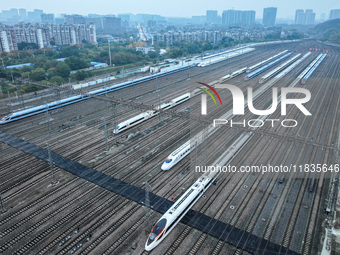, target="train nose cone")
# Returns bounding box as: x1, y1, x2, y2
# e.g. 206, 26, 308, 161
145, 244, 152, 251
161, 163, 169, 171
